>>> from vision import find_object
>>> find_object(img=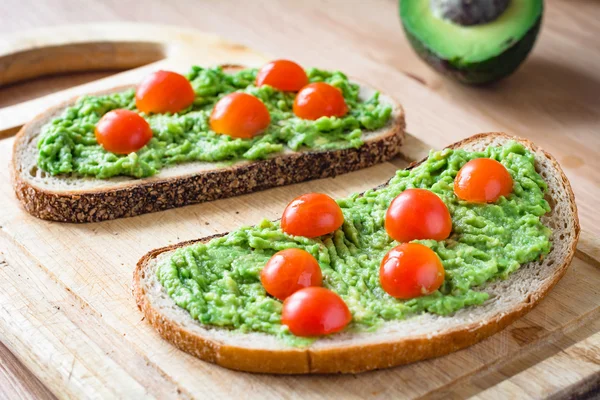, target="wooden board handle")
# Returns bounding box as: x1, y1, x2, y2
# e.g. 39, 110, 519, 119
0, 23, 268, 137
0, 42, 166, 88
